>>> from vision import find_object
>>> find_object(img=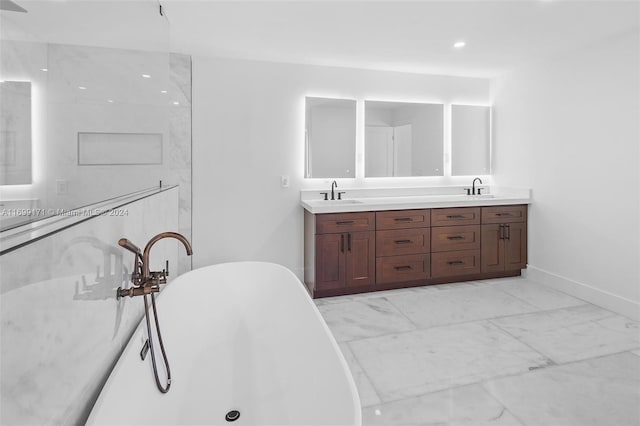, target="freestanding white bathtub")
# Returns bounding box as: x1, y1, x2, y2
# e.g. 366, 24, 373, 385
88, 262, 361, 426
